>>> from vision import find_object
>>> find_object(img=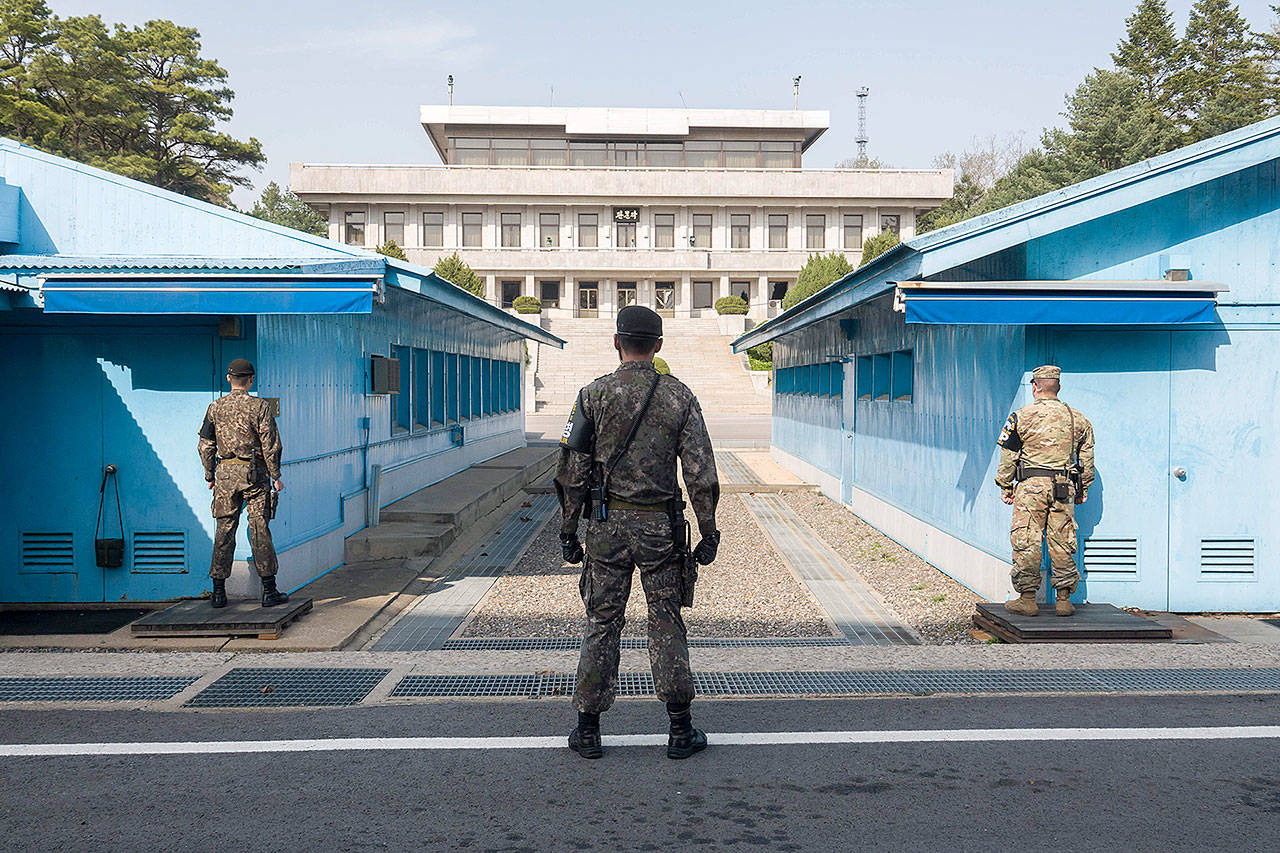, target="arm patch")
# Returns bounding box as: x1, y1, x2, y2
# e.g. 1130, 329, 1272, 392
560, 390, 595, 453
997, 413, 1022, 451
198, 410, 216, 441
